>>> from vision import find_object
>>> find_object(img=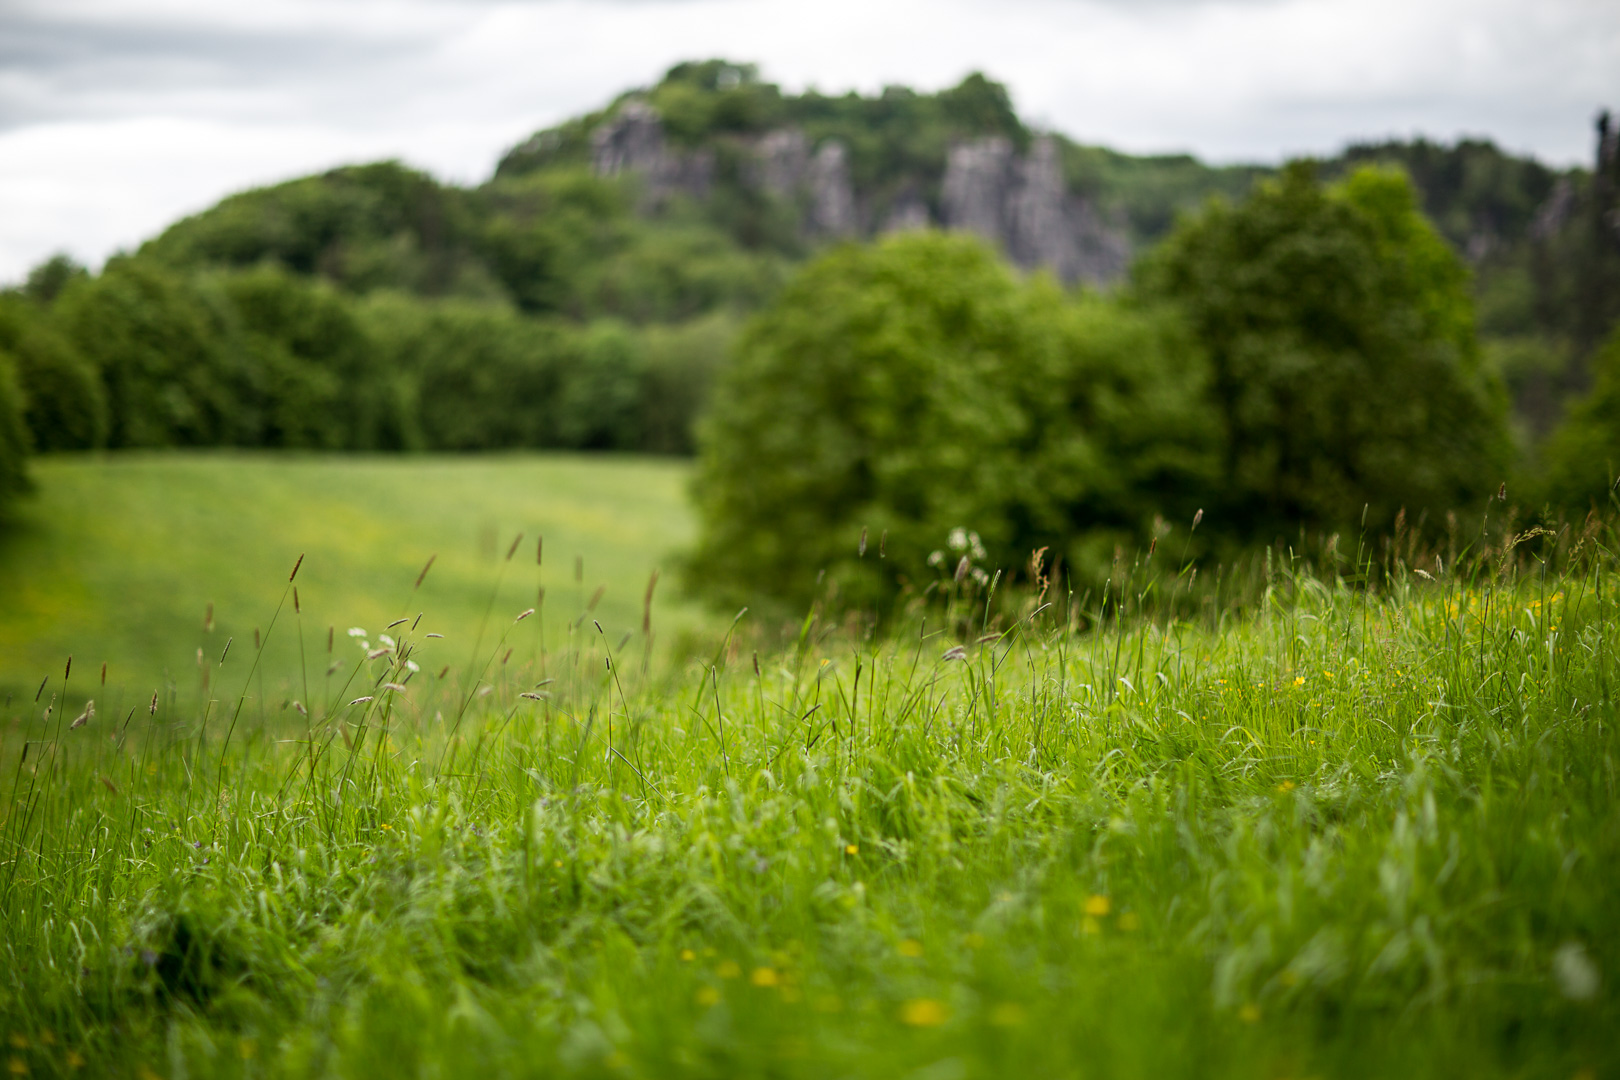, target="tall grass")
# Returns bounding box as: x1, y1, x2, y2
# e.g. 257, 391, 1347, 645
1, 513, 1616, 1078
